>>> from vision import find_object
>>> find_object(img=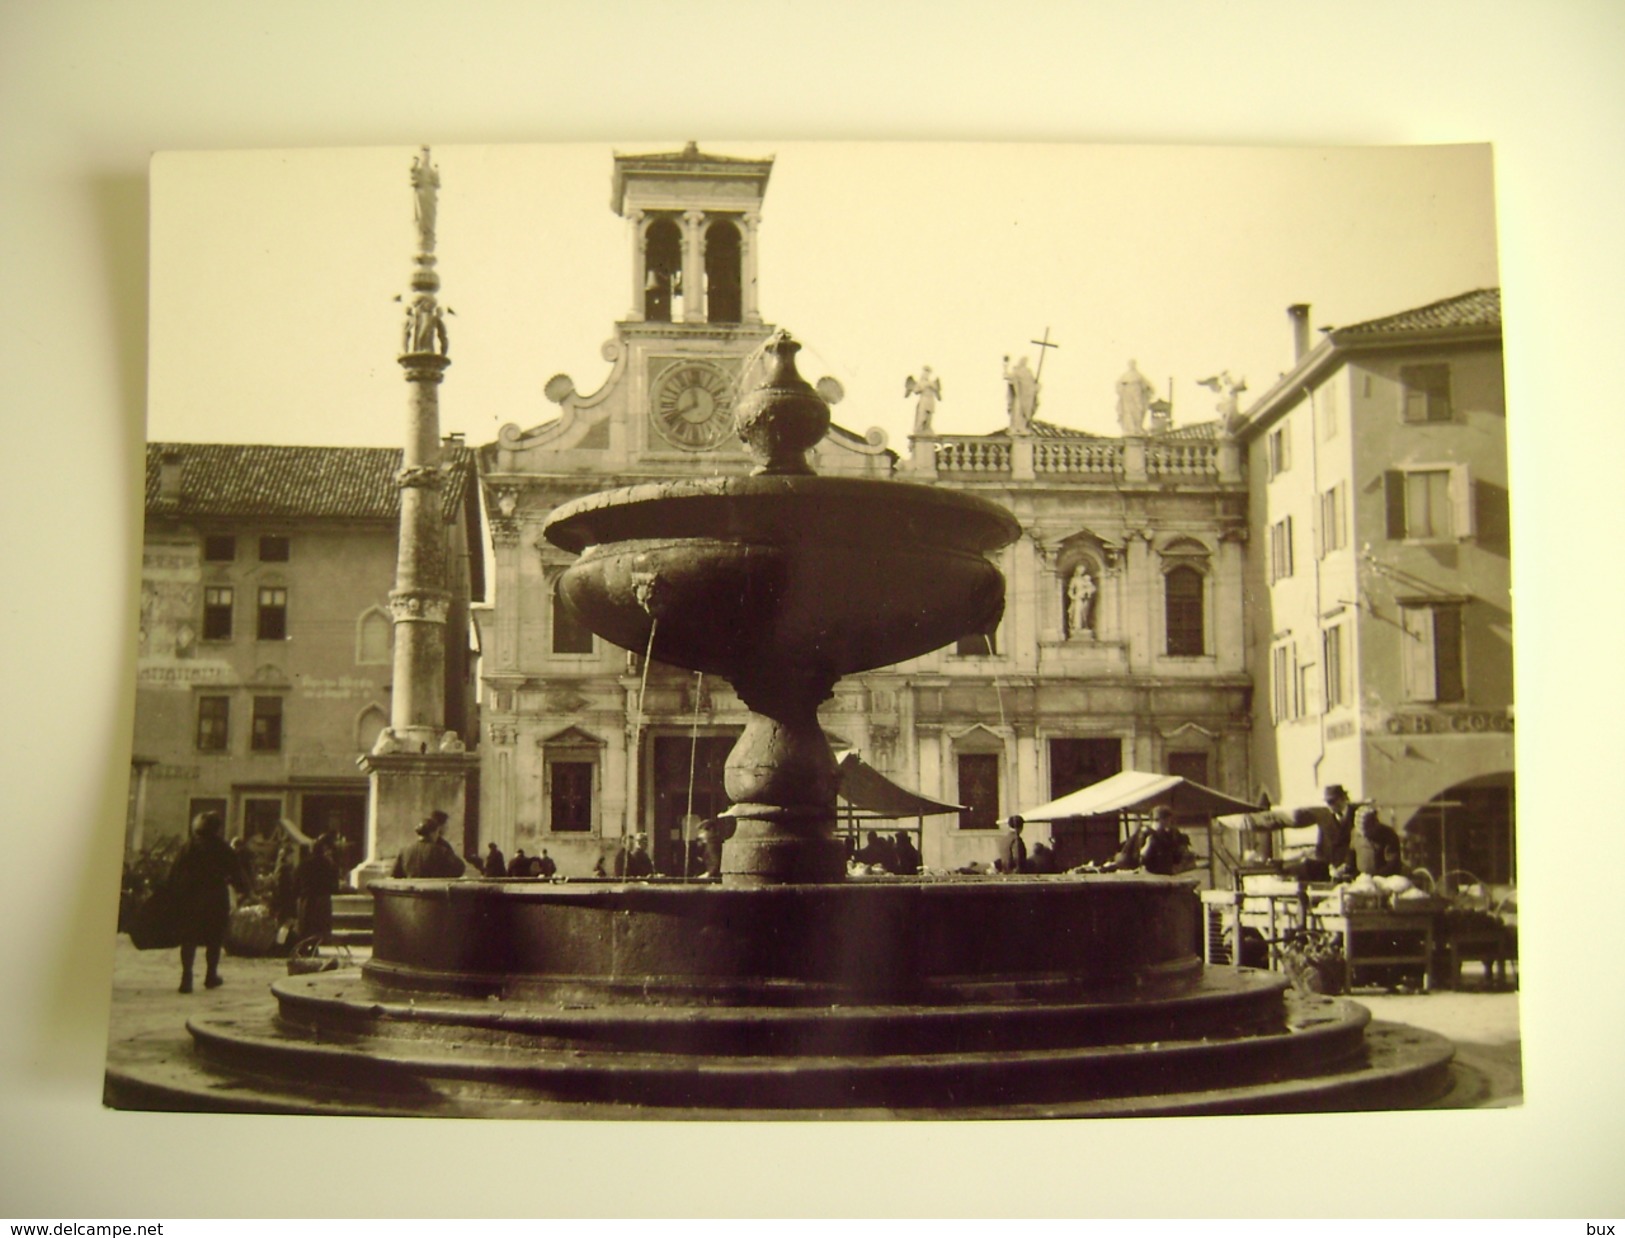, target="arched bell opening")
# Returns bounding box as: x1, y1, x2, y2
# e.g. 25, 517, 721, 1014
705, 219, 743, 324
643, 217, 683, 322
